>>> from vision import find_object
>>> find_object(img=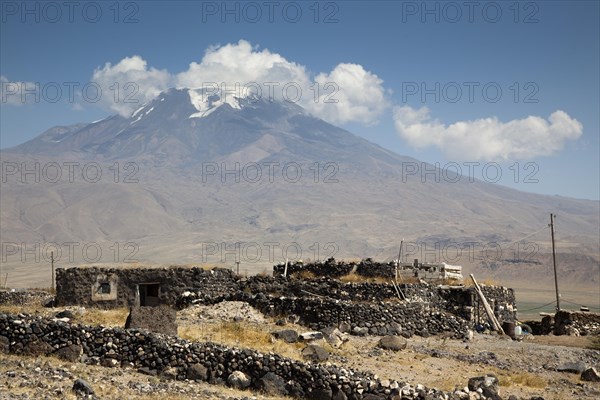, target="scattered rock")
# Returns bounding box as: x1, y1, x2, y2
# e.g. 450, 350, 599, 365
557, 361, 587, 374
138, 367, 158, 376
378, 335, 407, 351
300, 331, 324, 341
311, 386, 333, 400
54, 344, 82, 362
257, 372, 288, 396
22, 340, 54, 356
227, 371, 251, 389
272, 329, 299, 343
302, 344, 329, 362
161, 366, 179, 380
468, 374, 500, 400
187, 363, 208, 381
581, 367, 600, 382
352, 327, 369, 336
55, 310, 74, 319
322, 327, 348, 348
72, 378, 95, 396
